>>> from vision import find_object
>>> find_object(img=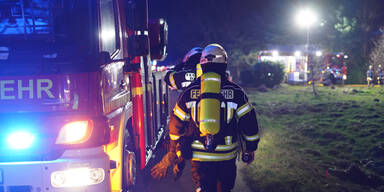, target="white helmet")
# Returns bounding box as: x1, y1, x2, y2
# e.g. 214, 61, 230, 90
200, 44, 227, 65
182, 47, 203, 63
